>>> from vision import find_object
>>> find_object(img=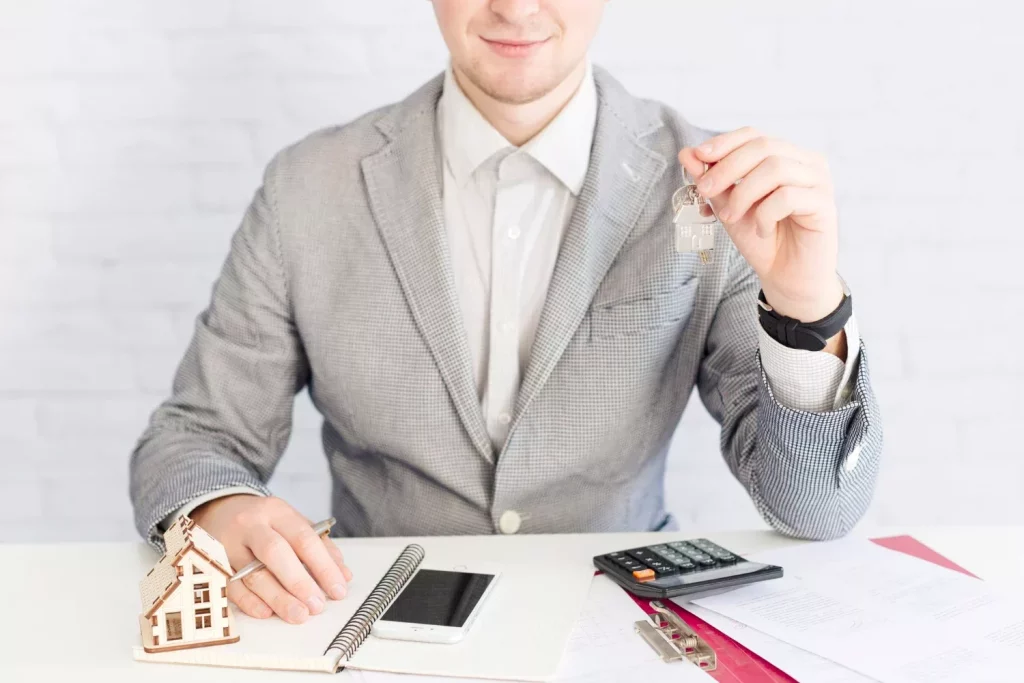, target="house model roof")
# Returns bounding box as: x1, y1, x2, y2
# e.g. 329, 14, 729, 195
139, 516, 235, 617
